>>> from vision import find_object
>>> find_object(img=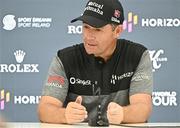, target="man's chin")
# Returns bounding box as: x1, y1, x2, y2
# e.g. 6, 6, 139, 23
86, 51, 95, 55
85, 47, 95, 55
